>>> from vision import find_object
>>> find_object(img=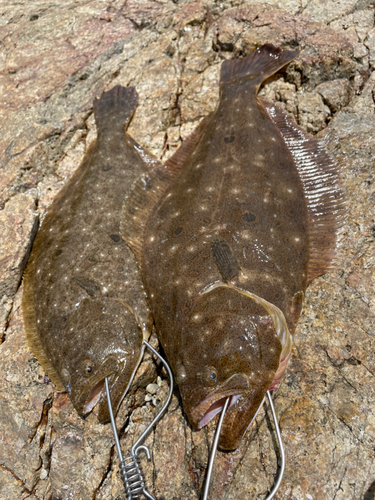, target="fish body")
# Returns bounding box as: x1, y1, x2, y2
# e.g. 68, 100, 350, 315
23, 86, 156, 422
122, 45, 344, 450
